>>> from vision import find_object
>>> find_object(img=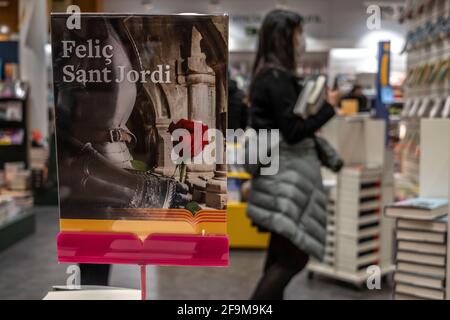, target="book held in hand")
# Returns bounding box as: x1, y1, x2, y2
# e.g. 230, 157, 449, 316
293, 75, 327, 118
